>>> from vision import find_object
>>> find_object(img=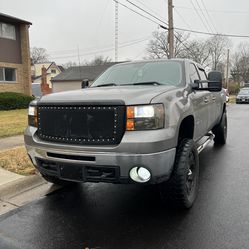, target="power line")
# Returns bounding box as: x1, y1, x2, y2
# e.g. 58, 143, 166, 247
174, 8, 195, 34
125, 0, 169, 26
133, 0, 166, 21
189, 0, 211, 33
50, 36, 151, 60
175, 6, 249, 14
194, 0, 214, 33
48, 36, 151, 55
200, 0, 217, 33
113, 0, 160, 26
174, 27, 249, 38
115, 0, 249, 43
